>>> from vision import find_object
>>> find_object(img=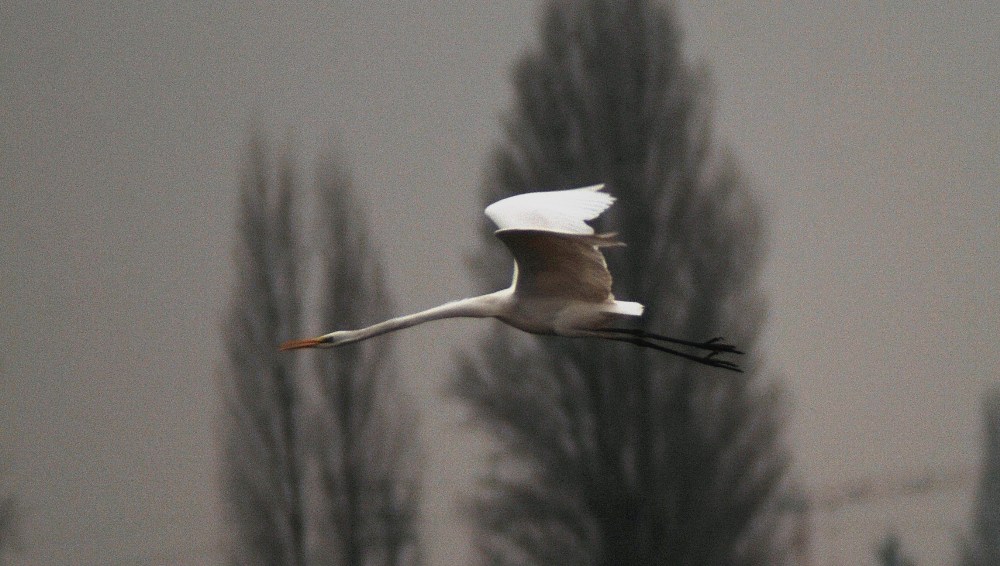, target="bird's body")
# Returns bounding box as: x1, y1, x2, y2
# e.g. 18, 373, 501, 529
281, 184, 742, 371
